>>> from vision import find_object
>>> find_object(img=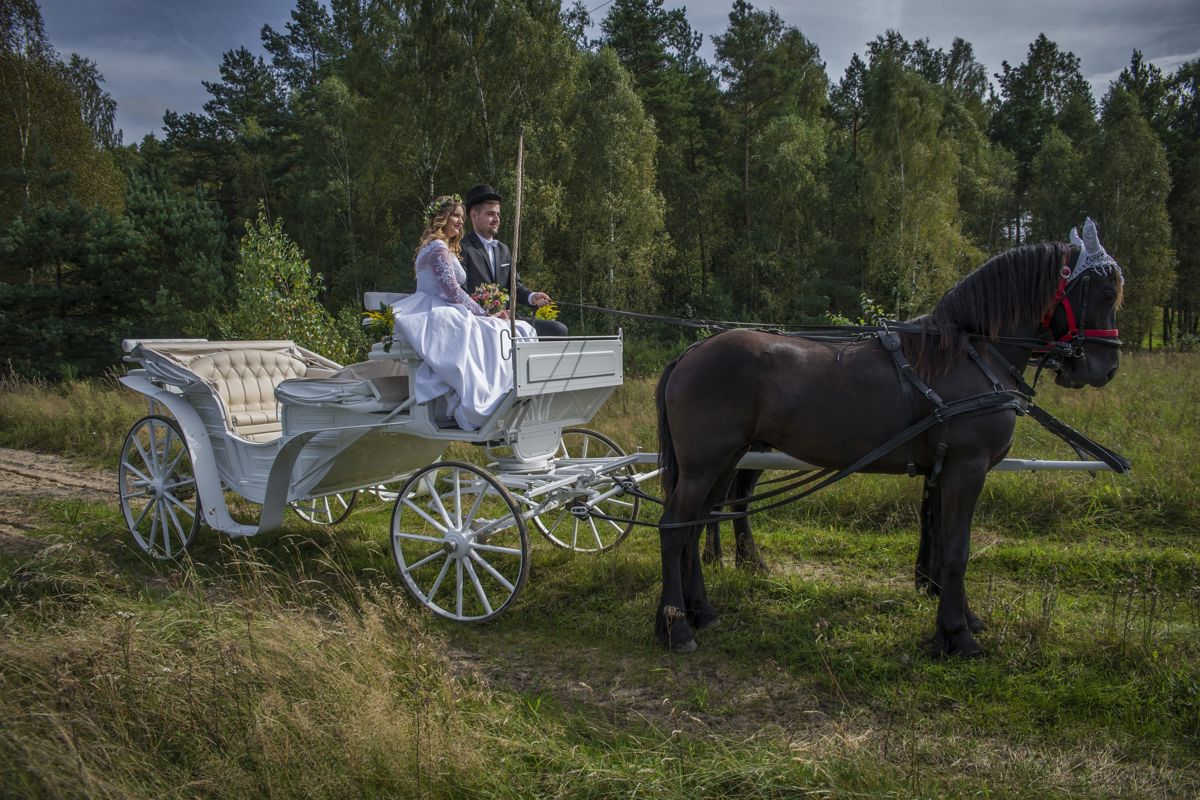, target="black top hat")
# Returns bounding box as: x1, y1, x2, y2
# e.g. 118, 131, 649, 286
464, 183, 502, 210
